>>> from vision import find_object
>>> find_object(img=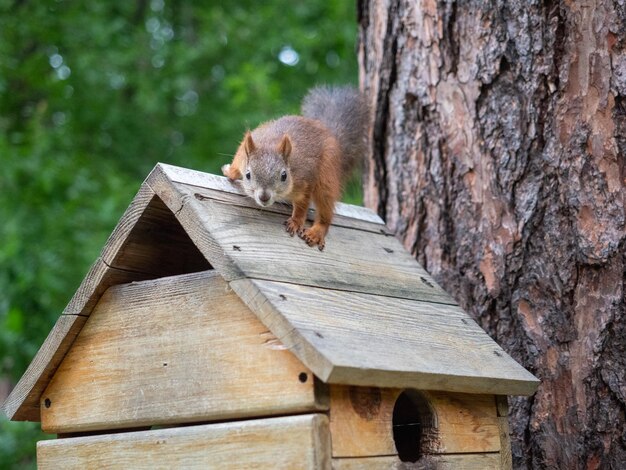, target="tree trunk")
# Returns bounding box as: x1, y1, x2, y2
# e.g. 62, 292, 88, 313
357, 1, 626, 468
